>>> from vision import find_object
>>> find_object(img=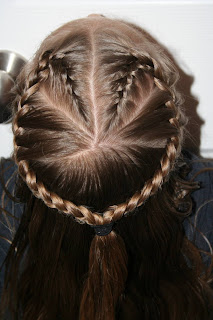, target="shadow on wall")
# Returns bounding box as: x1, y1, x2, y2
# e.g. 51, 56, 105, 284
177, 69, 203, 156
140, 27, 203, 156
